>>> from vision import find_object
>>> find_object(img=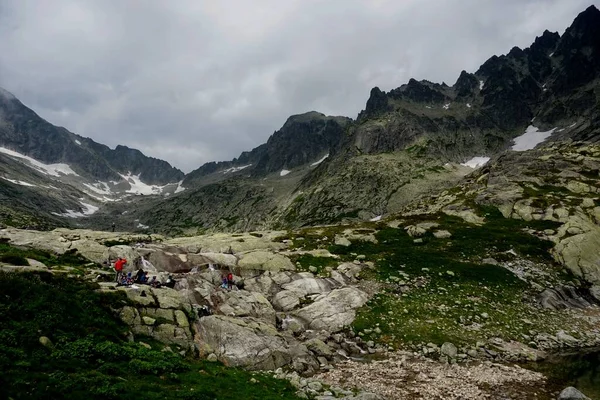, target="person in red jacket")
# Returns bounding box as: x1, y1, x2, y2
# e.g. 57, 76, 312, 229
114, 257, 127, 283
227, 272, 233, 290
